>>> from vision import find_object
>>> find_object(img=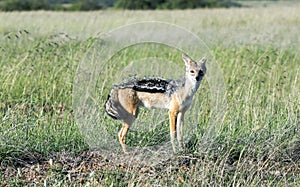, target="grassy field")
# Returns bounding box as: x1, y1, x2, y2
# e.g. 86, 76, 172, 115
1, 2, 300, 186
